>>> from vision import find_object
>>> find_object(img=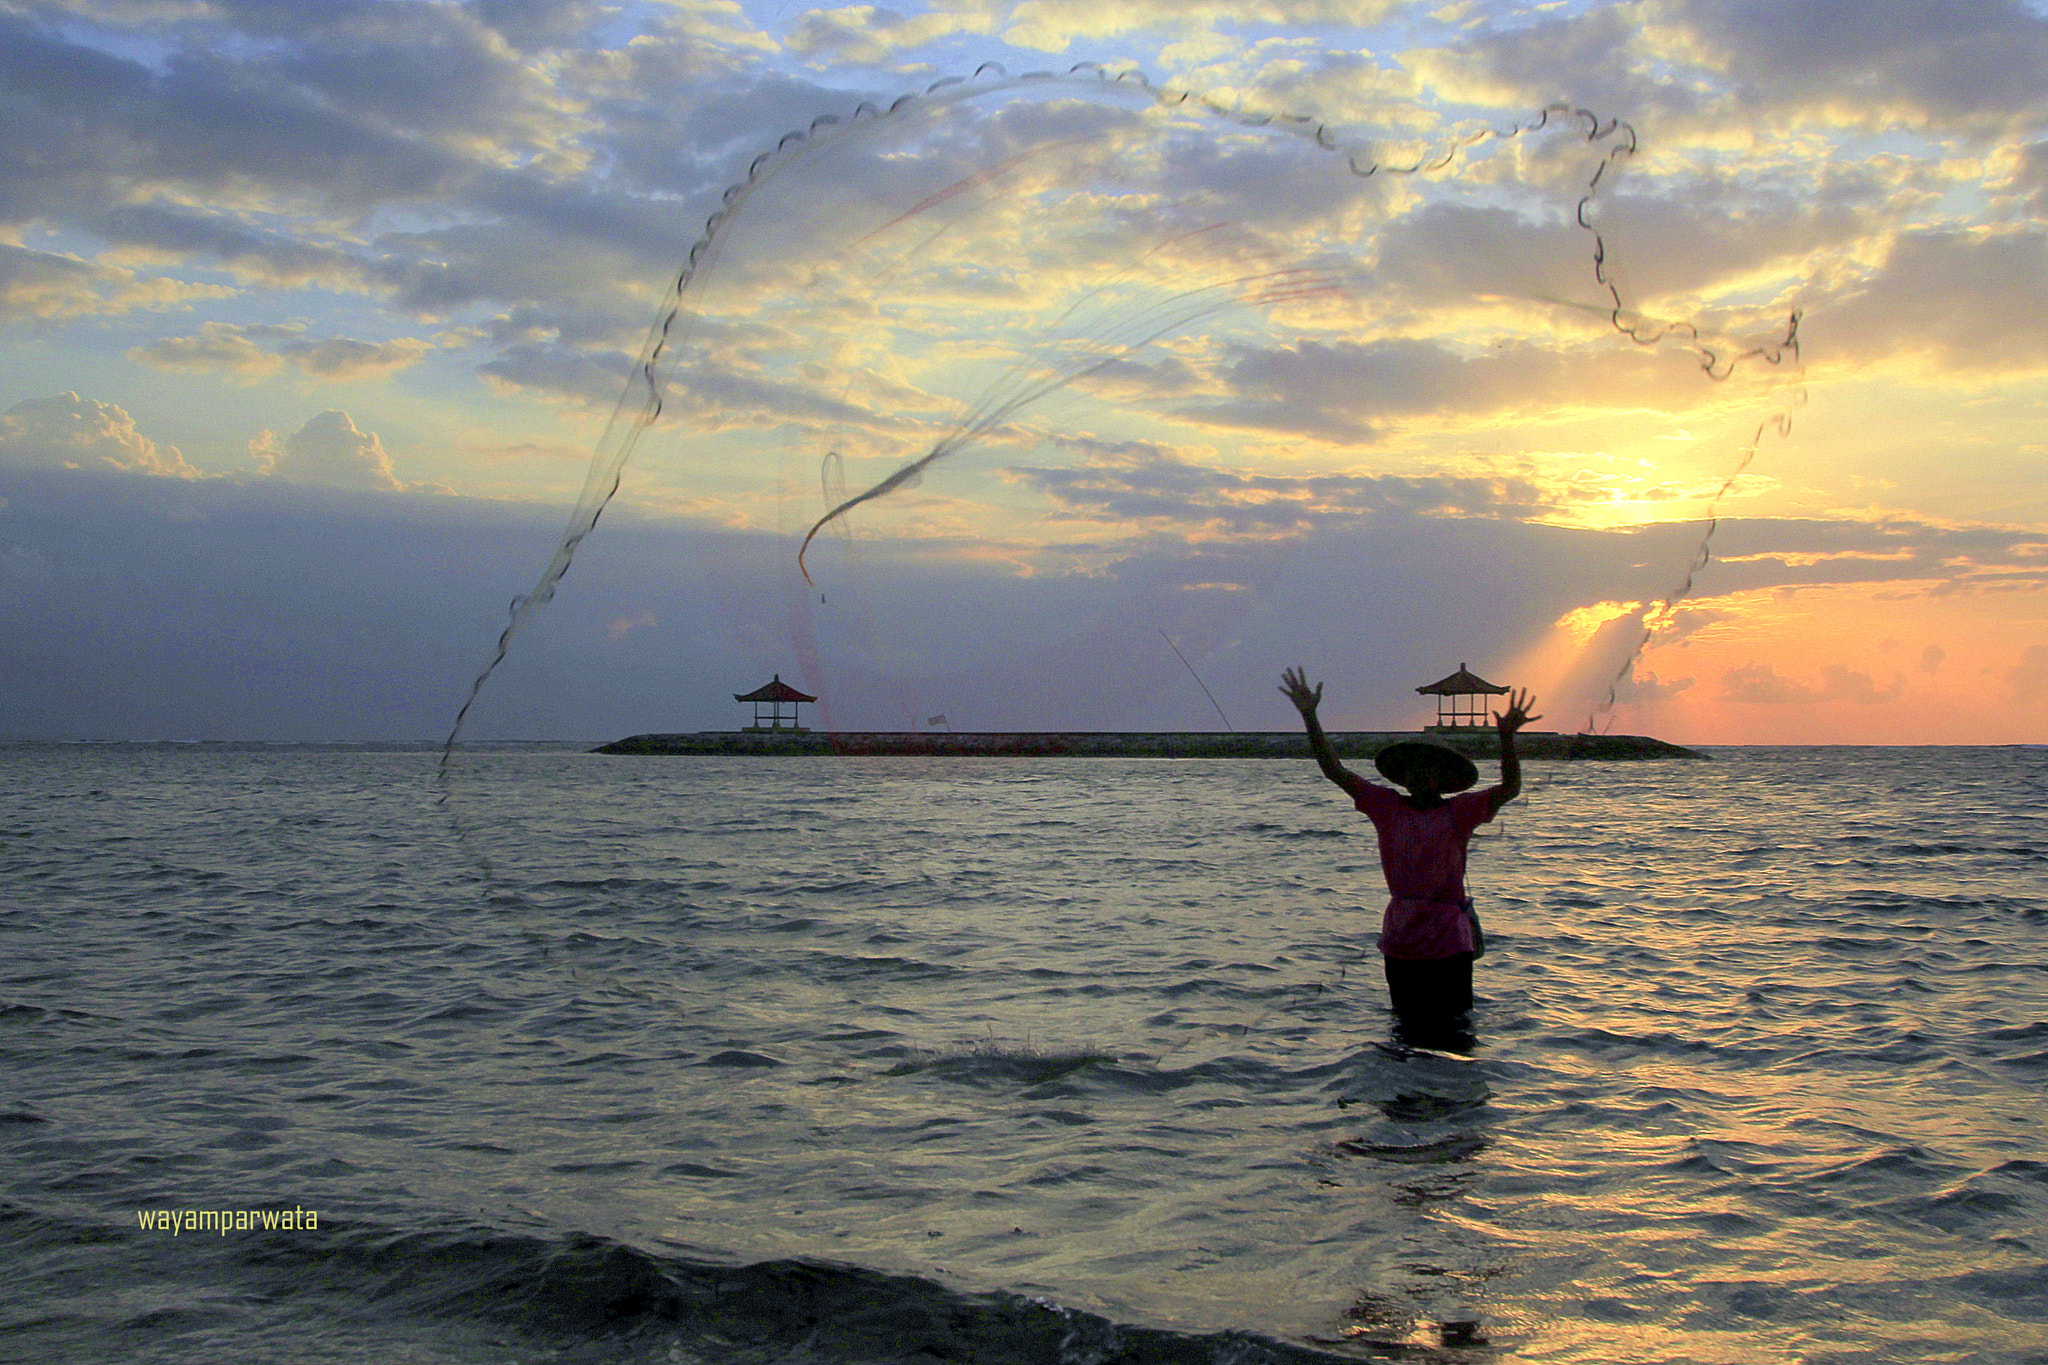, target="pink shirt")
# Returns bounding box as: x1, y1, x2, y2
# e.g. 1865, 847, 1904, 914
1341, 775, 1505, 960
